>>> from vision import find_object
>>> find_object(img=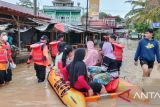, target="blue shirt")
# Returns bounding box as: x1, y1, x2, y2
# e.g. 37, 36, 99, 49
134, 38, 160, 63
